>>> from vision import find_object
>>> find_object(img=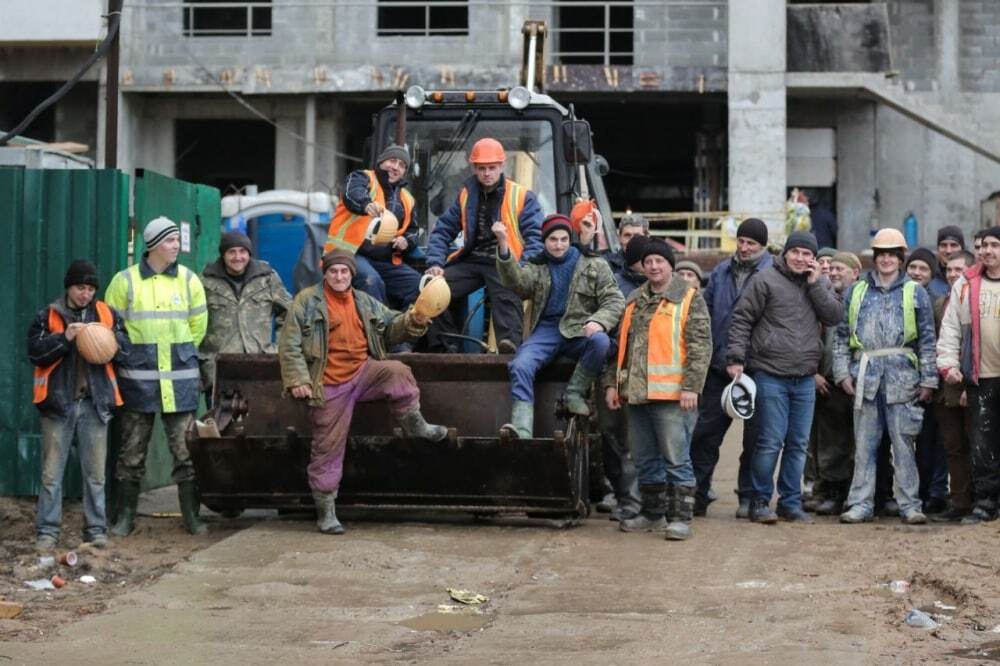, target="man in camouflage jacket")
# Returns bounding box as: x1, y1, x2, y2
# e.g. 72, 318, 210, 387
199, 231, 292, 398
